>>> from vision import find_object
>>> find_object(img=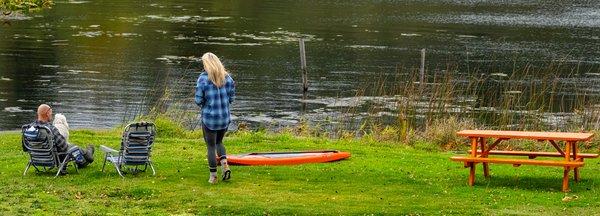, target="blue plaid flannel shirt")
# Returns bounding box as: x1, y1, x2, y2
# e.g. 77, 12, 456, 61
195, 72, 235, 130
